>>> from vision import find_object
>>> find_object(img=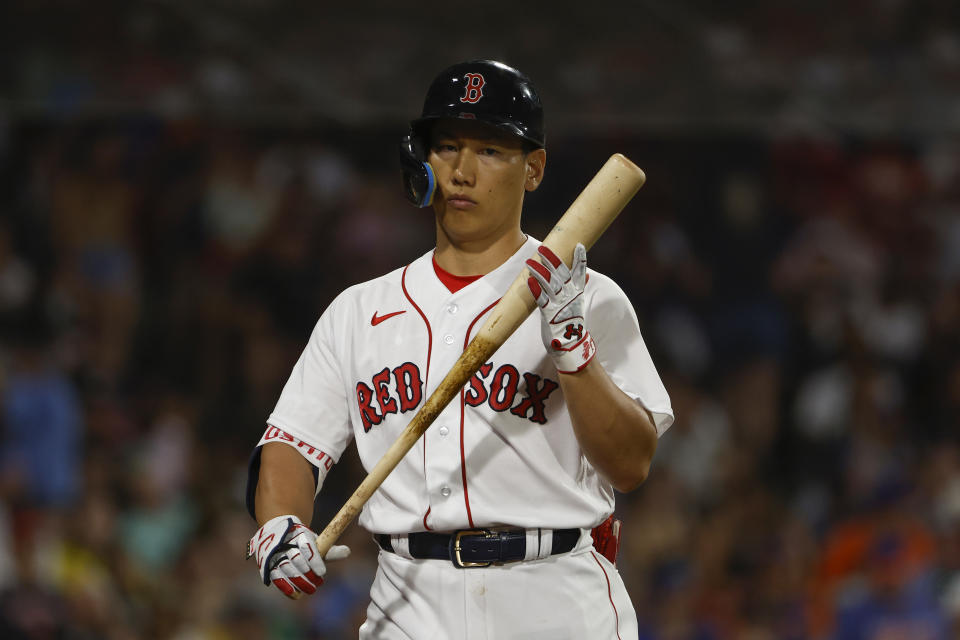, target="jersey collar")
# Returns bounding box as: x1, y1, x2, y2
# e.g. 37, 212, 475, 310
404, 236, 541, 312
